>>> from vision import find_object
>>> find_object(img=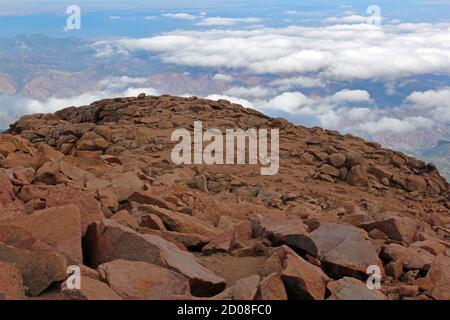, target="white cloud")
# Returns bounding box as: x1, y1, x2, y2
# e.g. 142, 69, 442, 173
224, 86, 272, 98
94, 23, 450, 81
260, 92, 313, 113
269, 76, 324, 89
109, 16, 121, 20
100, 76, 147, 90
406, 87, 450, 109
358, 116, 434, 134
144, 16, 155, 20
162, 13, 196, 20
331, 89, 372, 103
212, 73, 233, 82
324, 15, 368, 24
406, 87, 450, 123
197, 17, 262, 26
